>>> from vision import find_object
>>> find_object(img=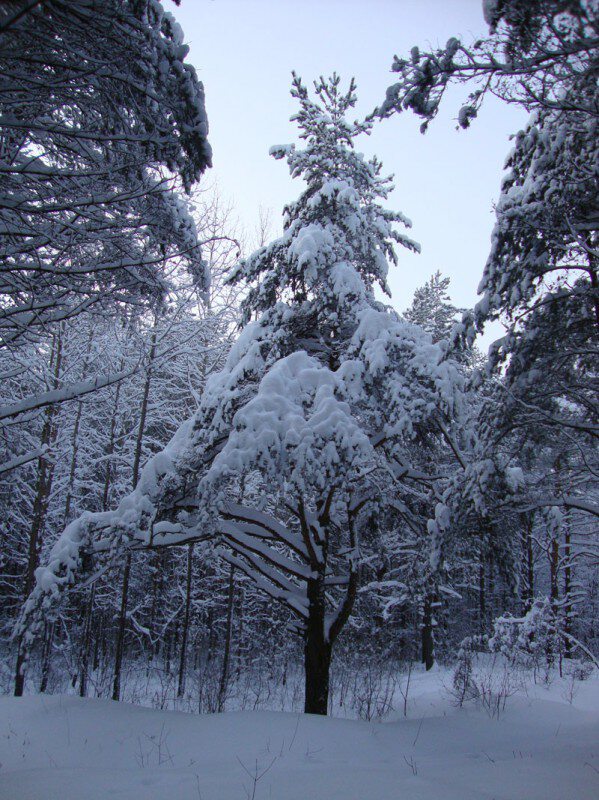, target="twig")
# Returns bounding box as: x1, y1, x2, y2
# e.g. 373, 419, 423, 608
236, 754, 278, 800
288, 714, 300, 752
412, 717, 424, 747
